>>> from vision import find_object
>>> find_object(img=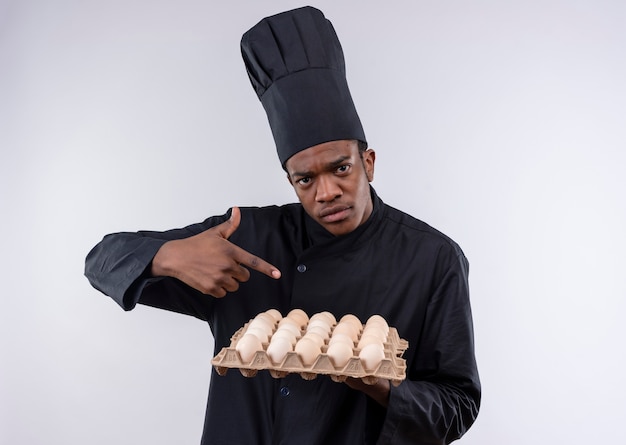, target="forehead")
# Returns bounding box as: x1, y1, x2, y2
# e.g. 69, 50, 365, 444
285, 140, 358, 173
